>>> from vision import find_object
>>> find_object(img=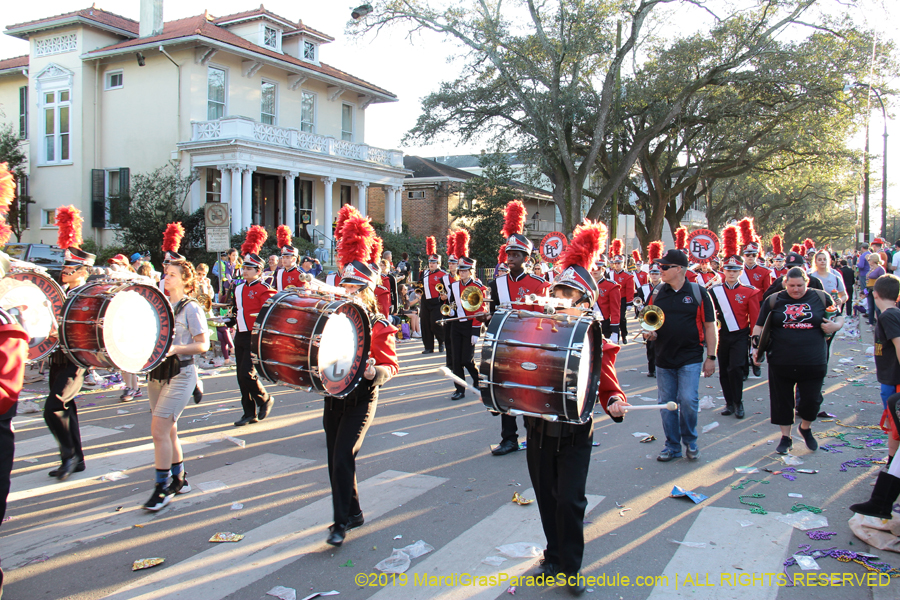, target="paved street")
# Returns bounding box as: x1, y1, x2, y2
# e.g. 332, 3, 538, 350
2, 314, 899, 600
